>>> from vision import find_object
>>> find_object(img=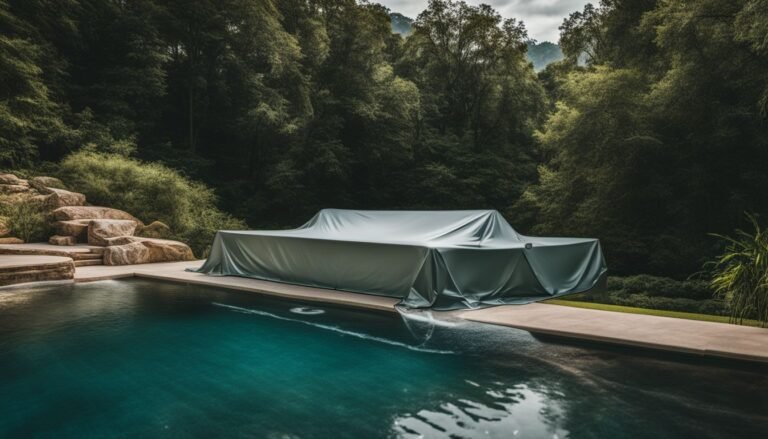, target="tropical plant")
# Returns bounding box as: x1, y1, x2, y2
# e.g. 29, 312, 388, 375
708, 214, 768, 327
